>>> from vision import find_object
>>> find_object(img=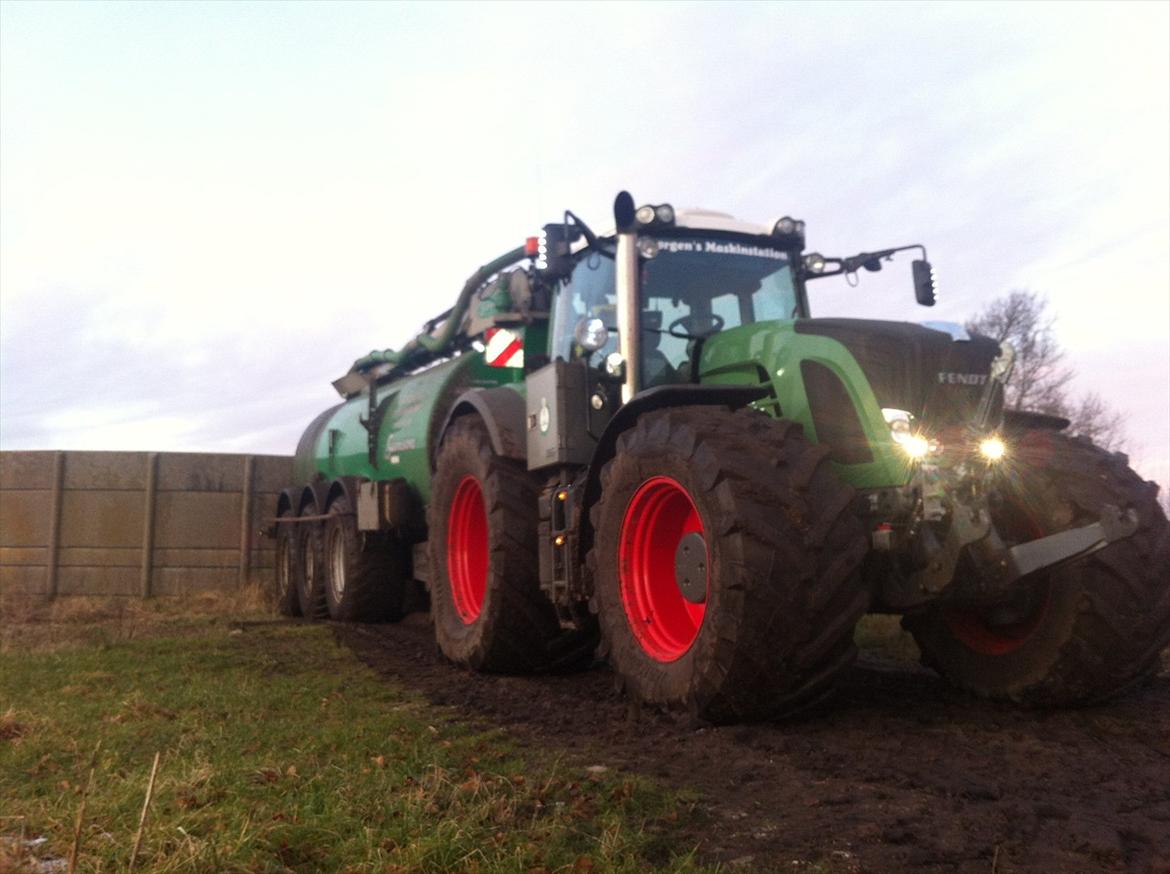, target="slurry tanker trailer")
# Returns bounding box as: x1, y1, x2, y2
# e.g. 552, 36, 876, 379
271, 192, 1169, 722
